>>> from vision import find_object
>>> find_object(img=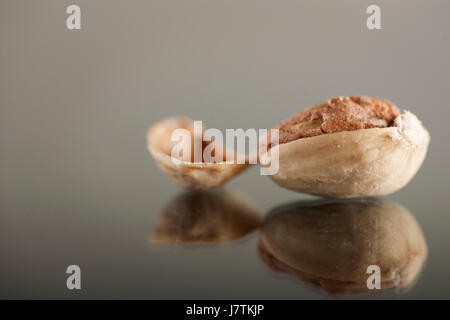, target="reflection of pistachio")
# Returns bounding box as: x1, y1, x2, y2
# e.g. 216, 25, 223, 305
150, 190, 262, 244
259, 199, 427, 295
147, 117, 248, 190
261, 96, 430, 198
